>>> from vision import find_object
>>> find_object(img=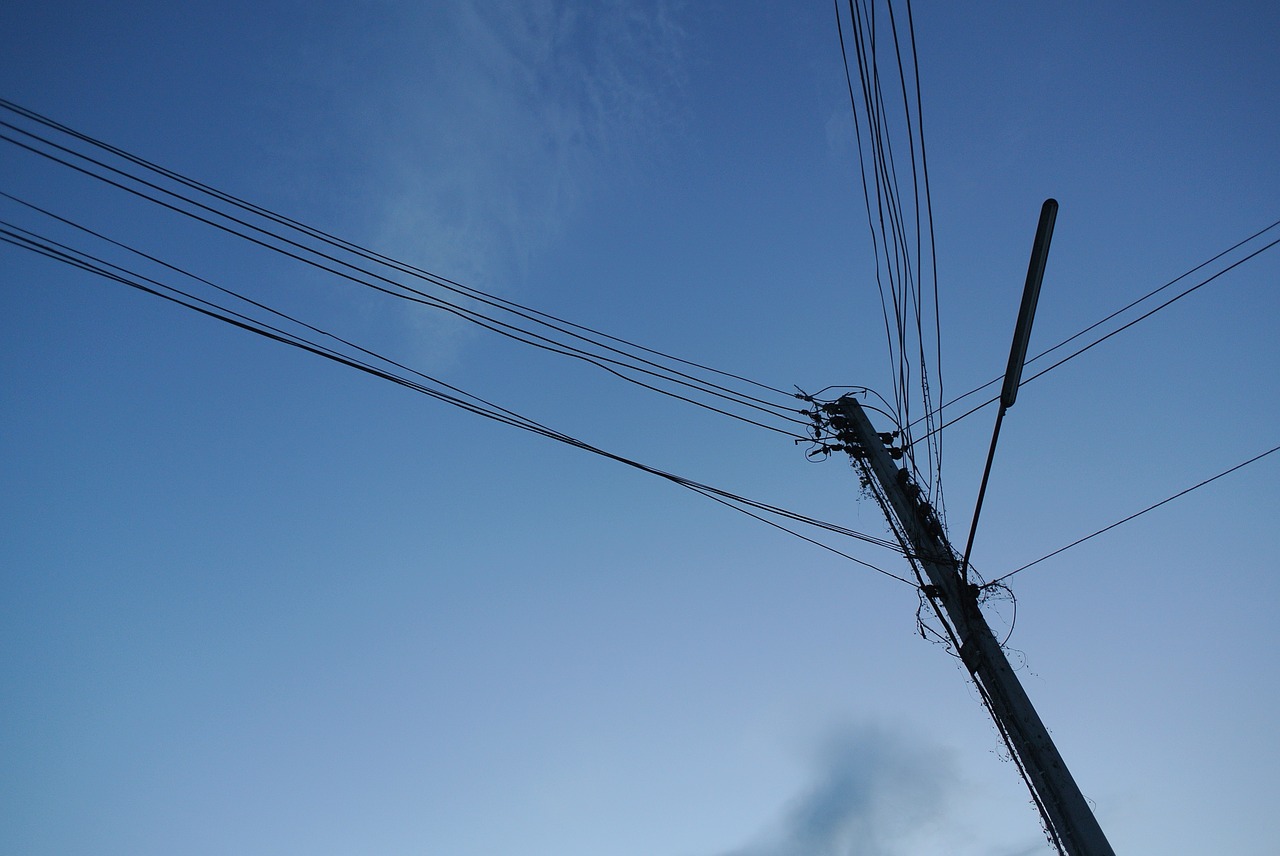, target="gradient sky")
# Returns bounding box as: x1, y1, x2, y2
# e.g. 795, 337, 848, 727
3, 2, 1278, 855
